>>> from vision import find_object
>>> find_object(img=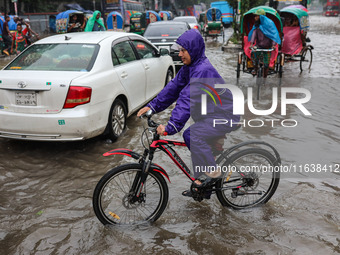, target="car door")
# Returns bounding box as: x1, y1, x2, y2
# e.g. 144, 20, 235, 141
112, 39, 146, 111
131, 39, 166, 100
